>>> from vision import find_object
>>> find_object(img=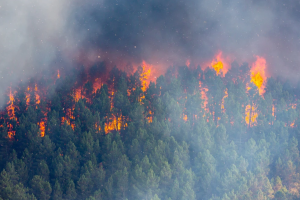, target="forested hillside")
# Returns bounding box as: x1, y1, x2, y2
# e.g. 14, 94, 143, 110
1, 63, 300, 200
